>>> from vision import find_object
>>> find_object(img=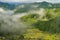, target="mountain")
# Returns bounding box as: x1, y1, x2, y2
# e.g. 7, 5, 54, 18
37, 1, 52, 8
16, 1, 60, 8
0, 1, 60, 10
15, 1, 52, 13
0, 2, 17, 10
53, 3, 60, 8
33, 1, 60, 8
15, 1, 60, 13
